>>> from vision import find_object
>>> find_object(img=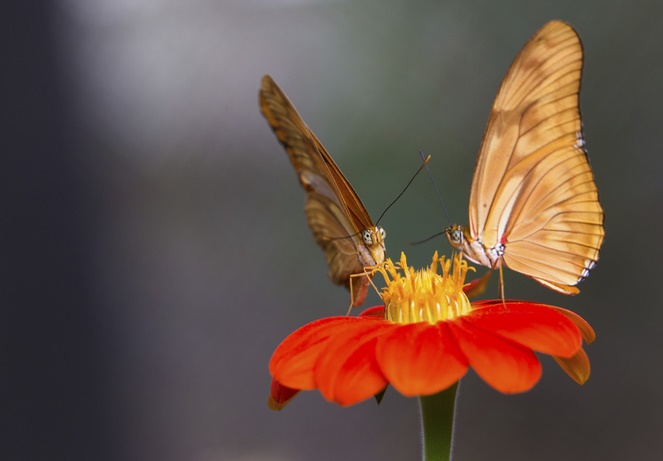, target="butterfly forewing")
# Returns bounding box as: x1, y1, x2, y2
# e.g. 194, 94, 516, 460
259, 75, 385, 306
461, 21, 604, 294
